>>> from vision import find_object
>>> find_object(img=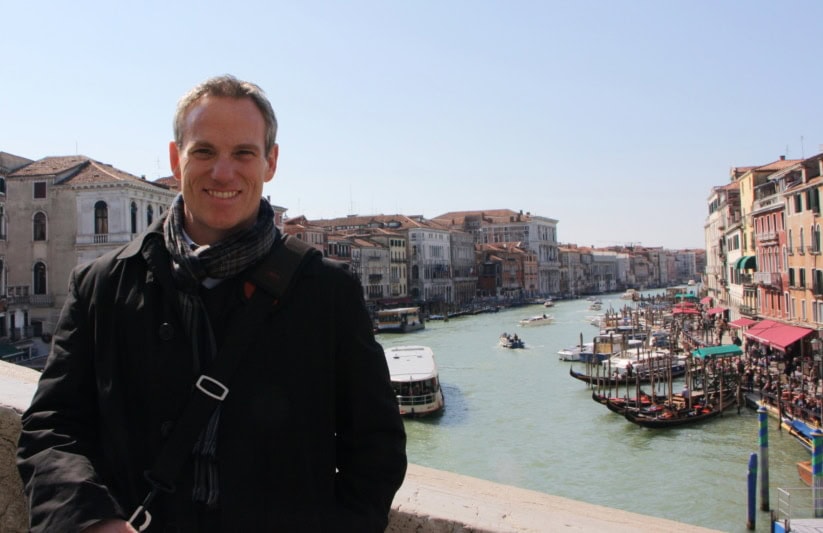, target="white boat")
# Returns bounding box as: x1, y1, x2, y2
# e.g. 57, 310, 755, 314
375, 307, 425, 333
620, 288, 639, 301
557, 342, 593, 362
384, 345, 445, 417
543, 298, 555, 308
603, 349, 688, 379
519, 313, 554, 326
589, 302, 602, 311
